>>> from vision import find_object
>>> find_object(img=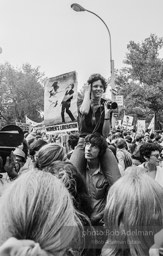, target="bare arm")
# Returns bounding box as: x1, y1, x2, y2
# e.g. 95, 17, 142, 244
102, 104, 112, 138
79, 83, 91, 114
116, 150, 125, 172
